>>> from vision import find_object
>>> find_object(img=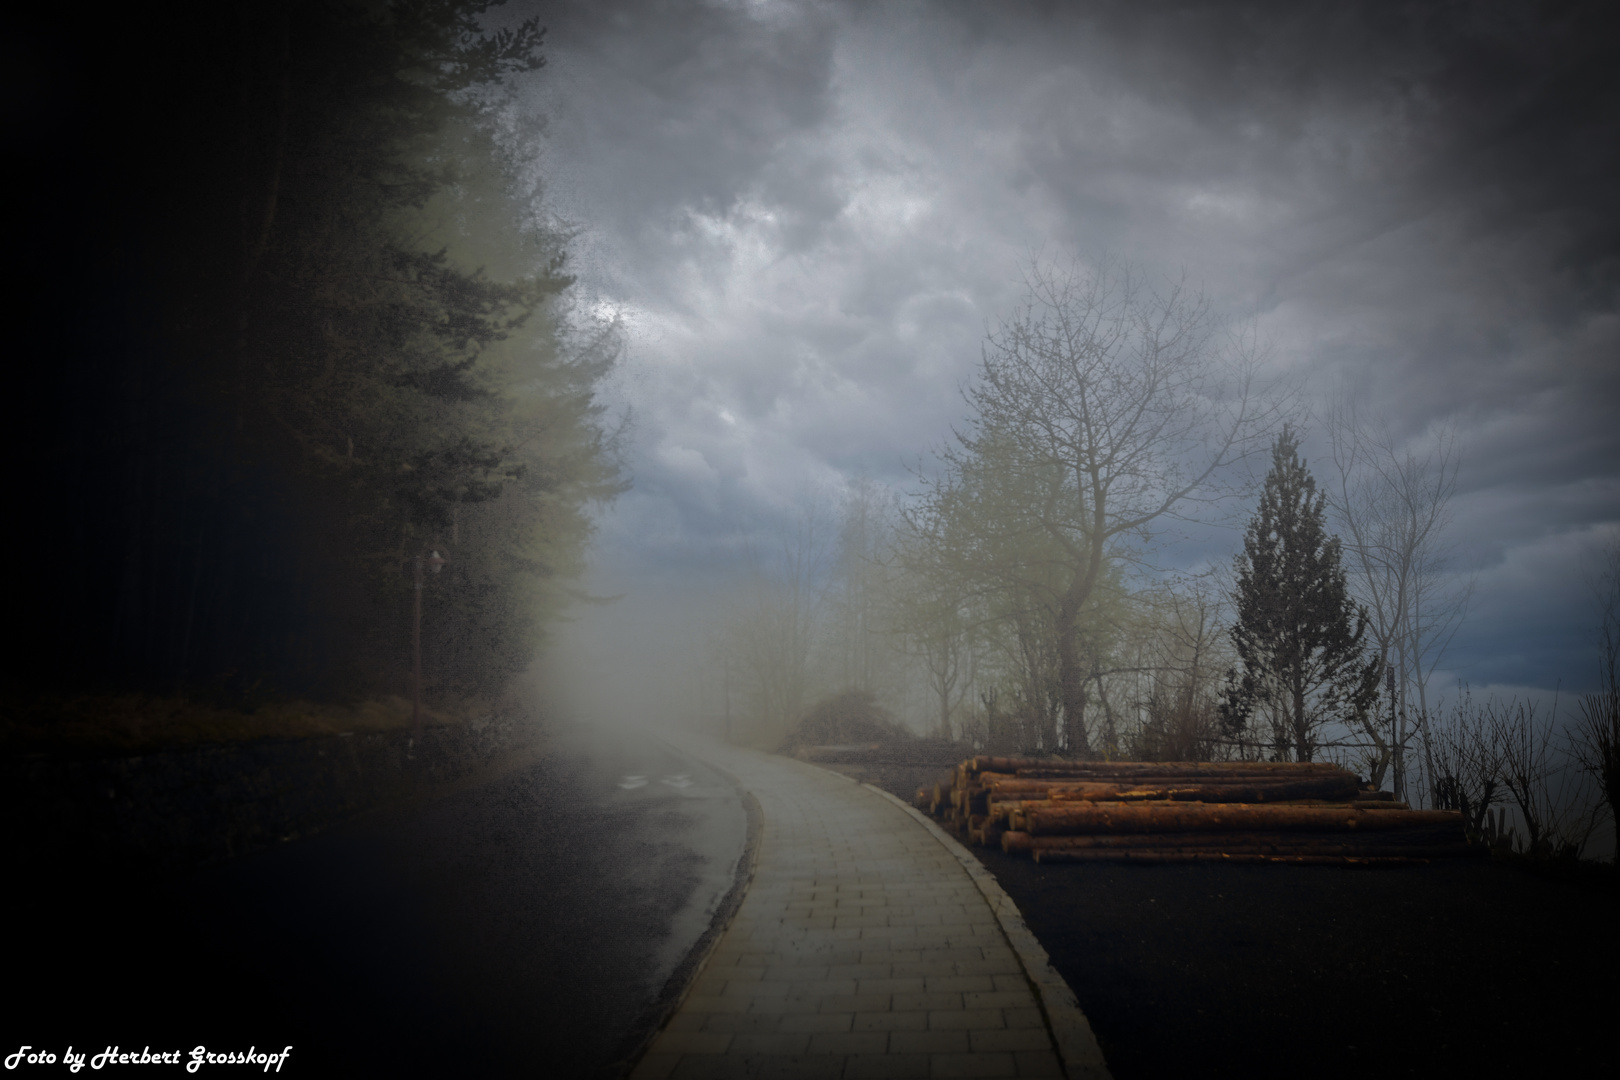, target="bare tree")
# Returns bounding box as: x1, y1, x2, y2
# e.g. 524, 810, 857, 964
1420, 690, 1501, 835
1481, 694, 1601, 858
722, 498, 832, 745
1487, 697, 1561, 855
903, 423, 1093, 753
826, 478, 903, 698
1571, 533, 1620, 862
910, 256, 1282, 756
1125, 578, 1233, 761
1326, 400, 1471, 799
887, 538, 979, 741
